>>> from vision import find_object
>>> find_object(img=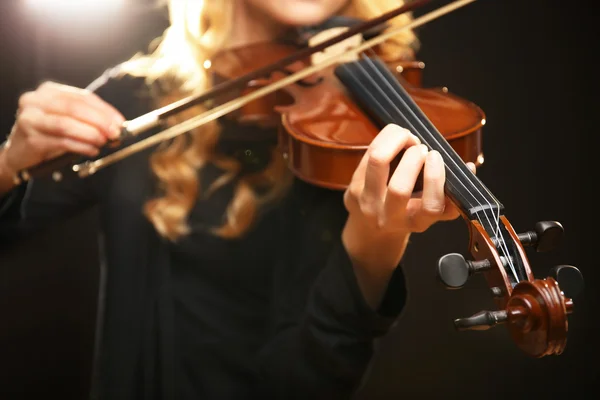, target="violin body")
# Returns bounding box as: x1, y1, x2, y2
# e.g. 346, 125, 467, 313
277, 70, 485, 190
212, 42, 485, 190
